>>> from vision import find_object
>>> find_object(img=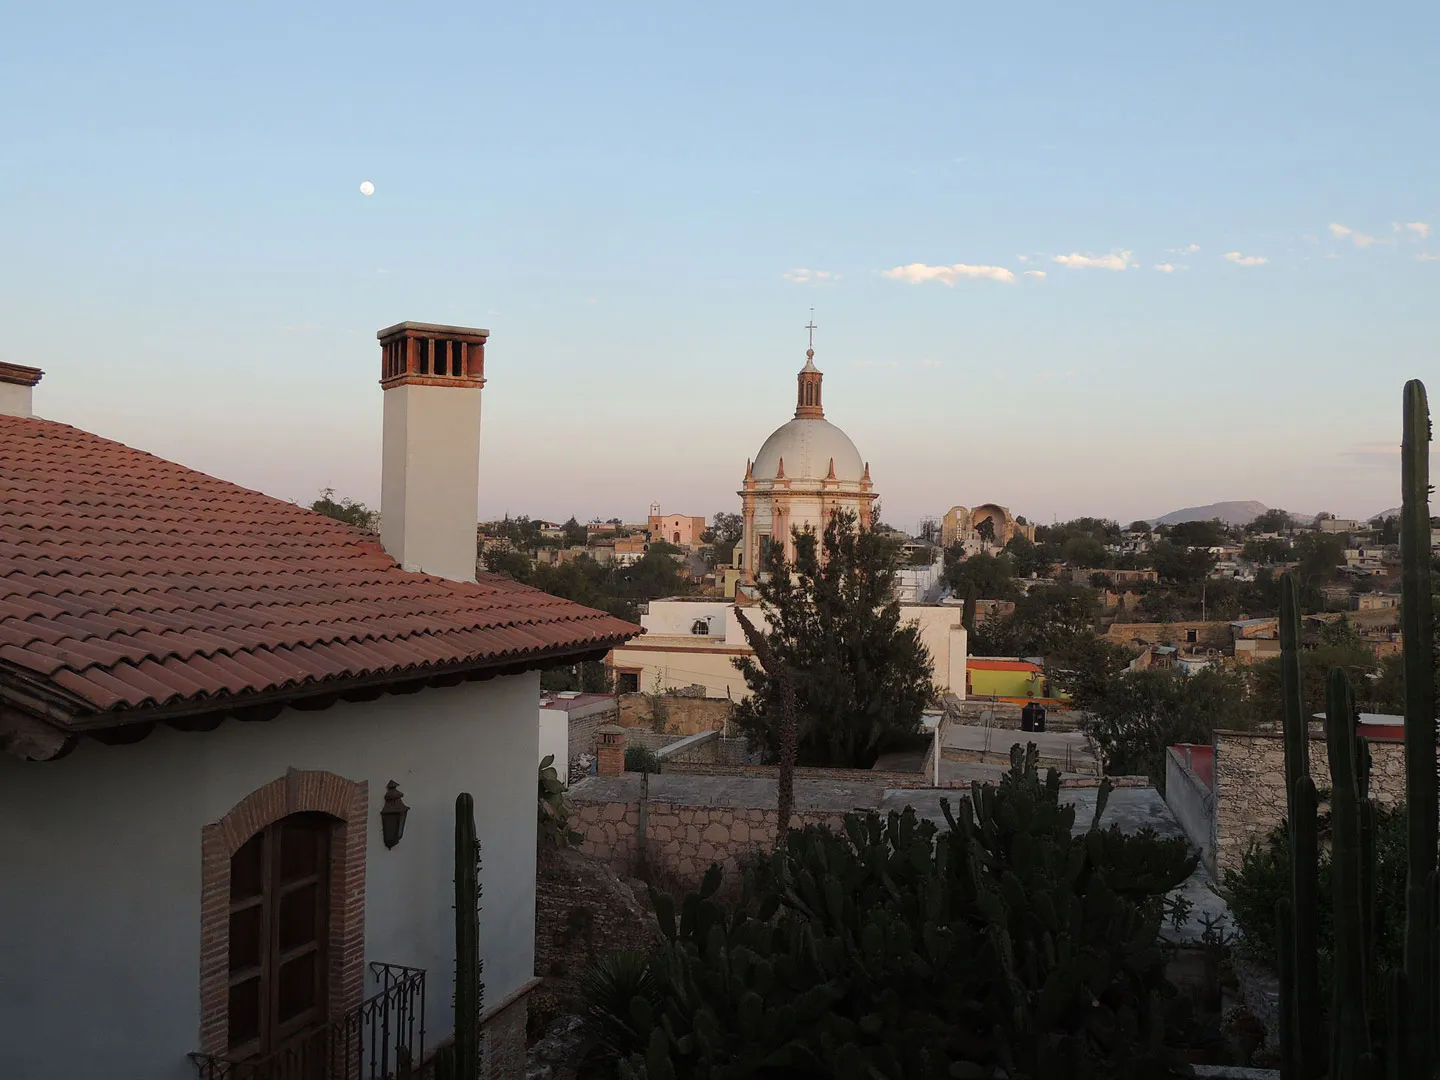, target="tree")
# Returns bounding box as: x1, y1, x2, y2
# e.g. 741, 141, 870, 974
1127, 520, 1153, 534
731, 511, 937, 768
1167, 518, 1228, 549
703, 511, 743, 546
561, 516, 587, 547
1150, 539, 1216, 585
1003, 532, 1049, 578
1250, 643, 1376, 723
1248, 508, 1295, 534
311, 488, 376, 530
1061, 534, 1109, 568
1002, 585, 1102, 655
481, 544, 531, 581
1044, 635, 1133, 707
1082, 667, 1253, 788
1243, 536, 1293, 564
975, 516, 997, 547
943, 549, 1018, 600
1292, 531, 1346, 590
